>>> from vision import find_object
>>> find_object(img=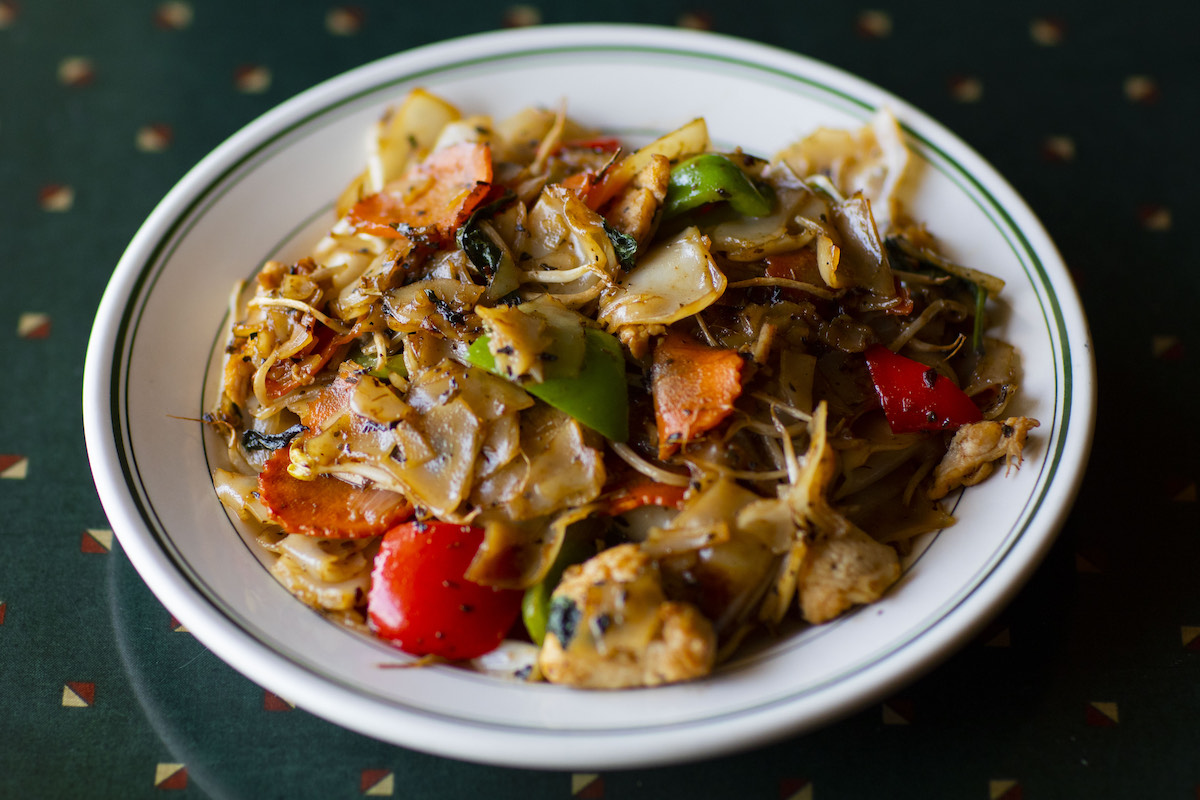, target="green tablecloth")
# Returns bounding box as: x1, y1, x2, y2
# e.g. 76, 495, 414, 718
3, 1, 1197, 796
